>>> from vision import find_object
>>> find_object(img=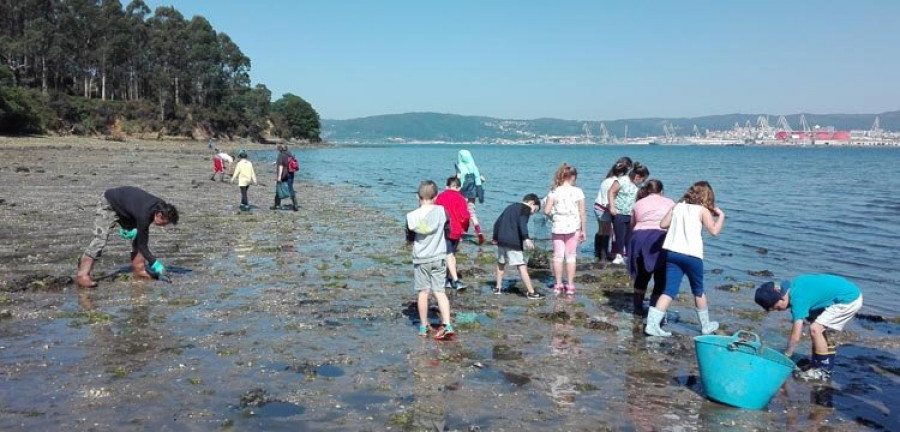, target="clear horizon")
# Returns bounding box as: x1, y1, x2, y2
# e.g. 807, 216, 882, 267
145, 1, 899, 121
